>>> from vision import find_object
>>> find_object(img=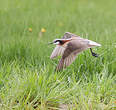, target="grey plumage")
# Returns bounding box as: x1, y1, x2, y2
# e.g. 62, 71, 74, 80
50, 32, 101, 71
